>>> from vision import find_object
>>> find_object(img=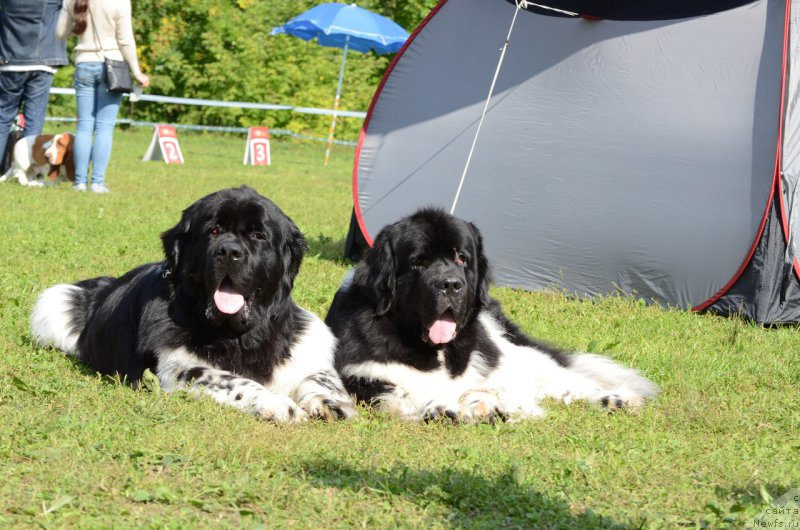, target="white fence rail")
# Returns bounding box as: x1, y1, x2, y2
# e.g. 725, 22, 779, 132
48, 87, 367, 118
47, 87, 366, 145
